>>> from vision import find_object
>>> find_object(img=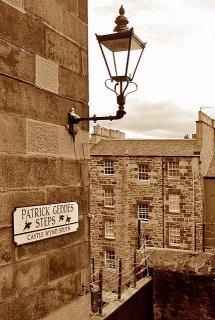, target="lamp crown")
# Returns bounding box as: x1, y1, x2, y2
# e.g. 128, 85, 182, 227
114, 5, 130, 33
